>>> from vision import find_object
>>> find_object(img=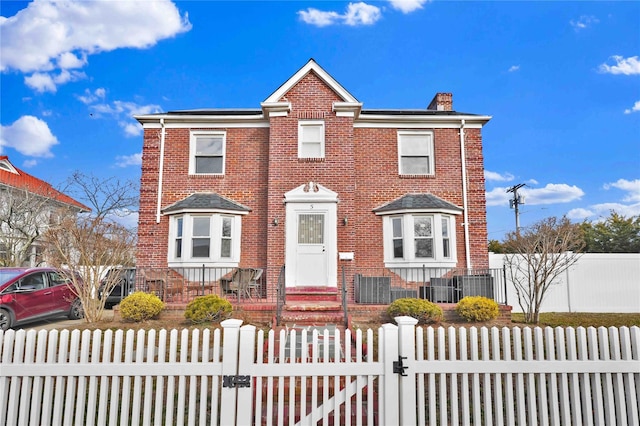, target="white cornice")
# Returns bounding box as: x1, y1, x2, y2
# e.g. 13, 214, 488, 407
135, 114, 269, 129
354, 114, 491, 129
333, 102, 362, 118
260, 101, 292, 118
